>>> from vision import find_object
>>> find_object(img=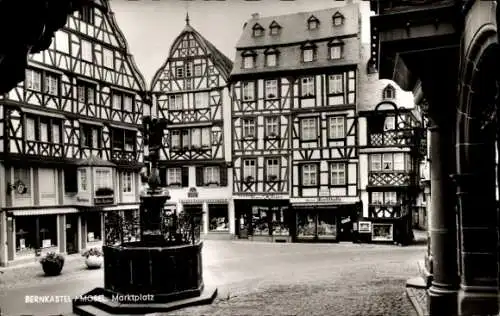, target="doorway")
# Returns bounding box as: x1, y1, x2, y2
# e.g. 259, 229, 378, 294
65, 214, 78, 254
338, 215, 353, 241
